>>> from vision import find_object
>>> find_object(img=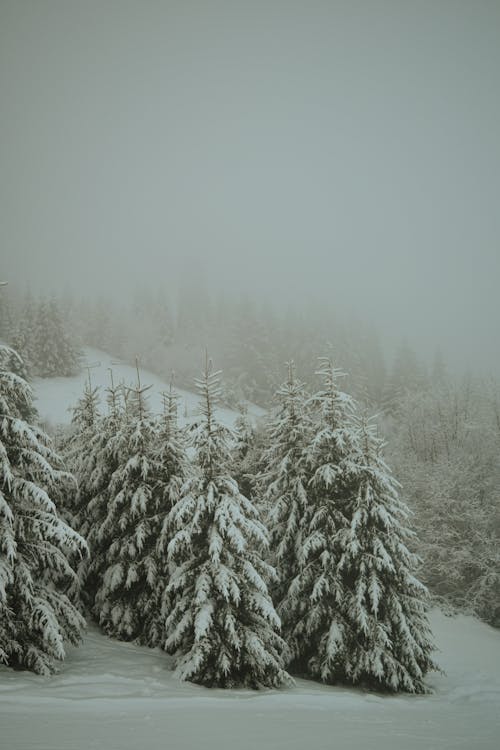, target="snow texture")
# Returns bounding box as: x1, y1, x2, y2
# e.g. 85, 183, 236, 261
0, 611, 498, 749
